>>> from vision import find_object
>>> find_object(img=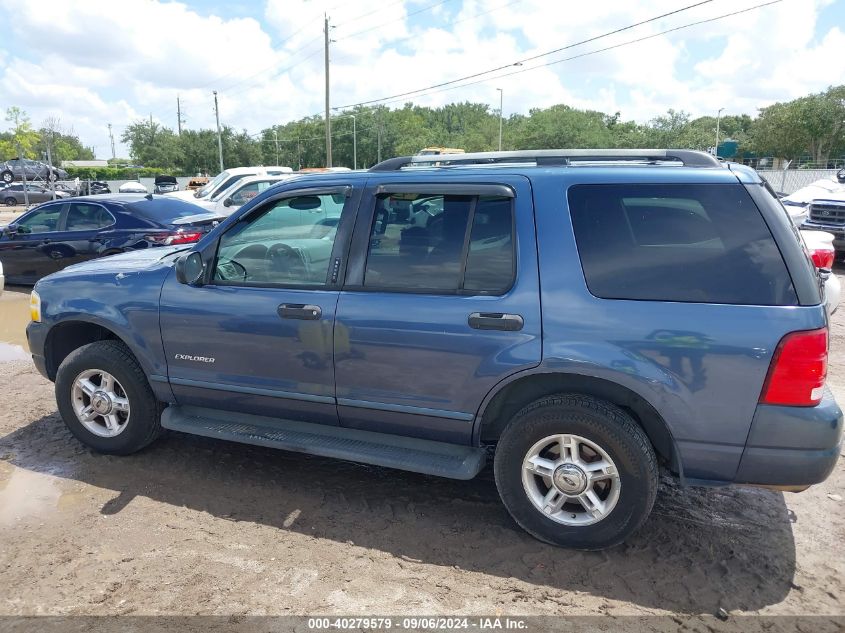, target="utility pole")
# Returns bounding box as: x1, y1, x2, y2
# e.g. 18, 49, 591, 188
17, 143, 29, 208
213, 90, 224, 172
377, 108, 382, 163
45, 140, 56, 200
324, 15, 332, 167
108, 123, 116, 160
274, 129, 280, 165
350, 114, 357, 170
714, 107, 724, 158
177, 96, 183, 135
496, 88, 504, 151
